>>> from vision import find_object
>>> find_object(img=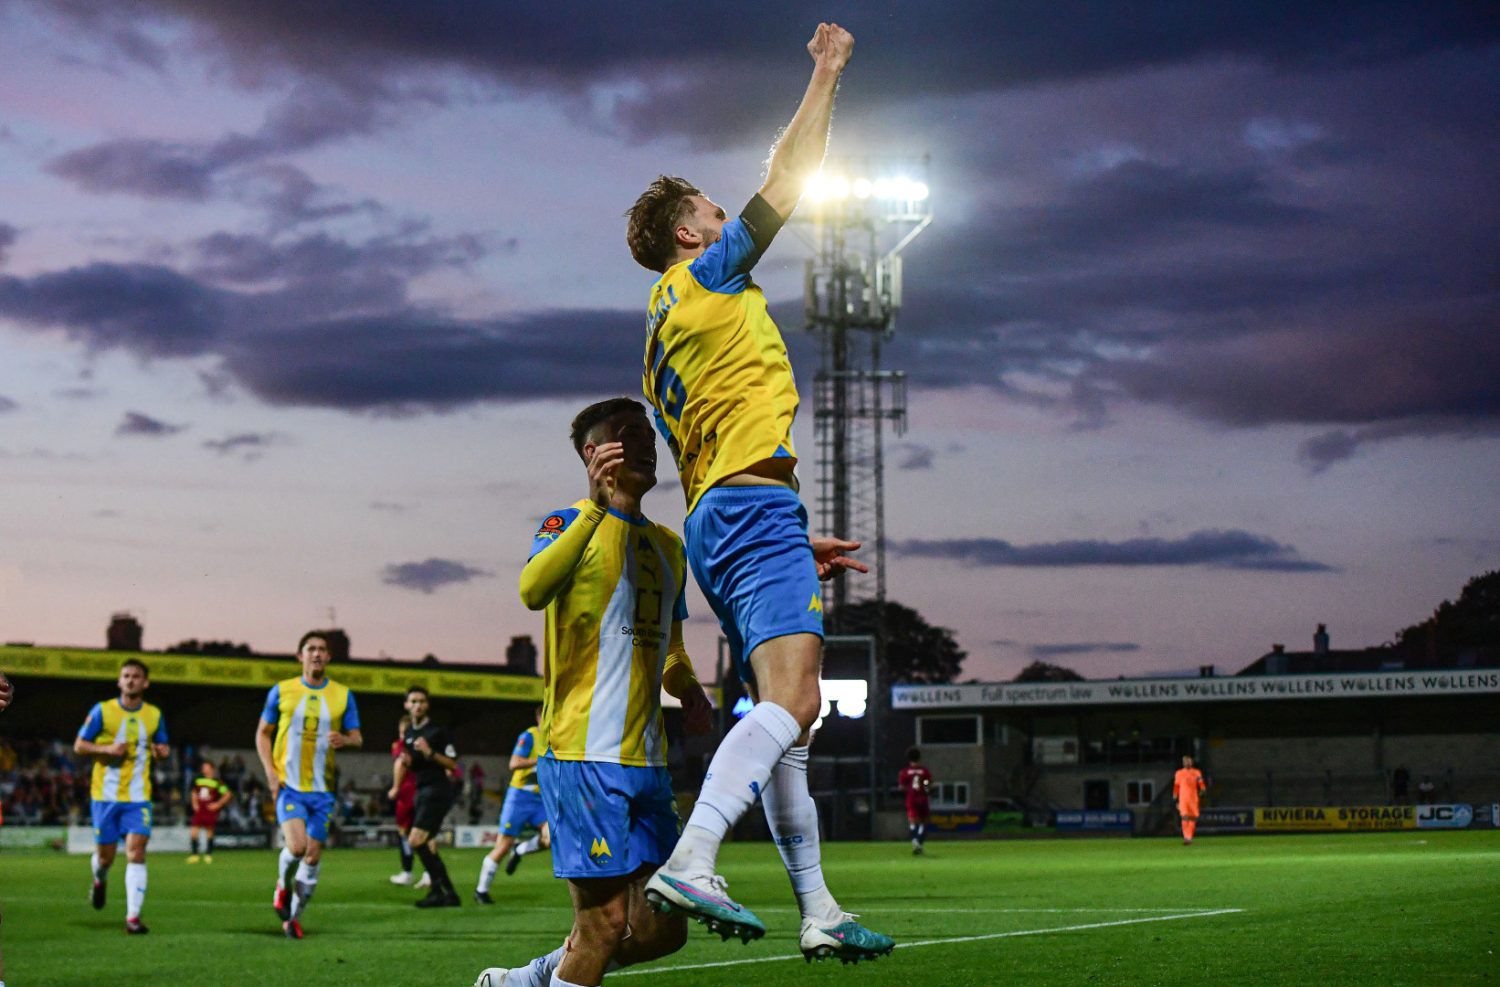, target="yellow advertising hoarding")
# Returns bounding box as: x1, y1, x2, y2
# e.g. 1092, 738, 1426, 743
1254, 805, 1416, 832
0, 645, 542, 703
